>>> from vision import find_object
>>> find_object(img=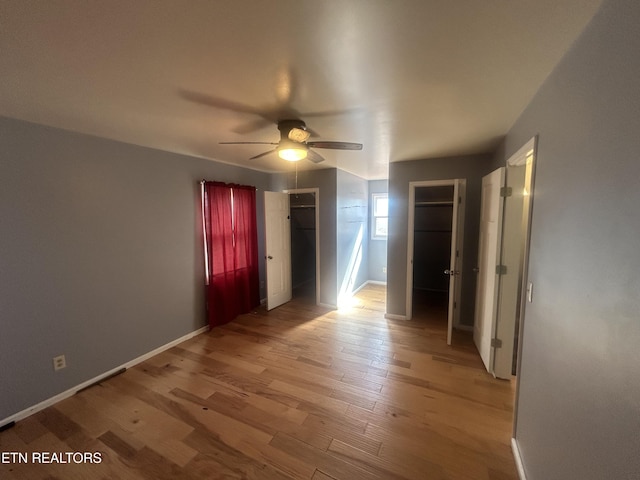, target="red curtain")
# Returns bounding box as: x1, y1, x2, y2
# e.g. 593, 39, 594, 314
202, 181, 260, 327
